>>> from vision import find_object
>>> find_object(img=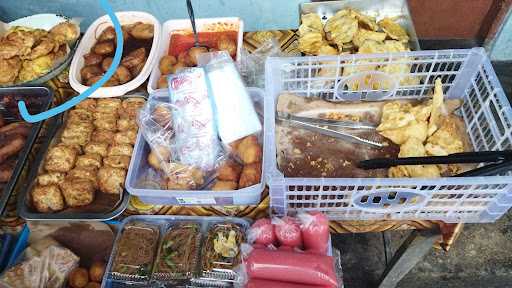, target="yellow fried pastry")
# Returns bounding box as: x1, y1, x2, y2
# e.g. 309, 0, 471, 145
76, 98, 97, 111
84, 142, 109, 157
37, 172, 66, 186
59, 177, 95, 207
239, 162, 262, 188
108, 143, 133, 157
217, 160, 242, 182
378, 17, 409, 42
67, 166, 98, 187
103, 155, 131, 169
97, 166, 126, 194
45, 145, 77, 172
91, 130, 115, 143
113, 129, 137, 145
212, 181, 238, 191
93, 116, 117, 131
32, 184, 64, 213
117, 117, 138, 131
